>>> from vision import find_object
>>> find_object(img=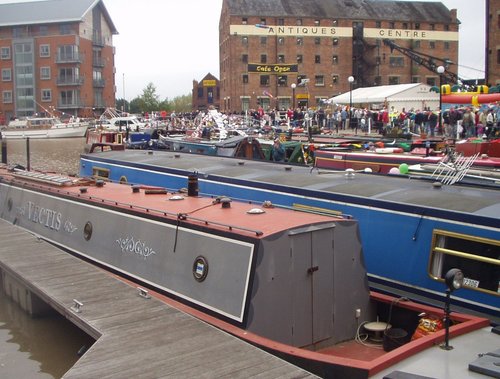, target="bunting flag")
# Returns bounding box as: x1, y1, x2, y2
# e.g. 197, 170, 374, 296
263, 90, 274, 98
